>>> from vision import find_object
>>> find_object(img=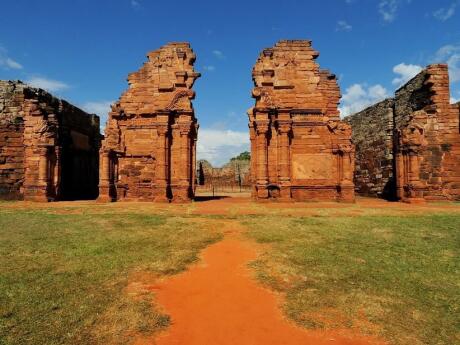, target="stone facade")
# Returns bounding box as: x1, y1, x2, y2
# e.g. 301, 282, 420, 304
0, 80, 100, 201
347, 64, 460, 202
99, 42, 200, 202
248, 40, 355, 202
